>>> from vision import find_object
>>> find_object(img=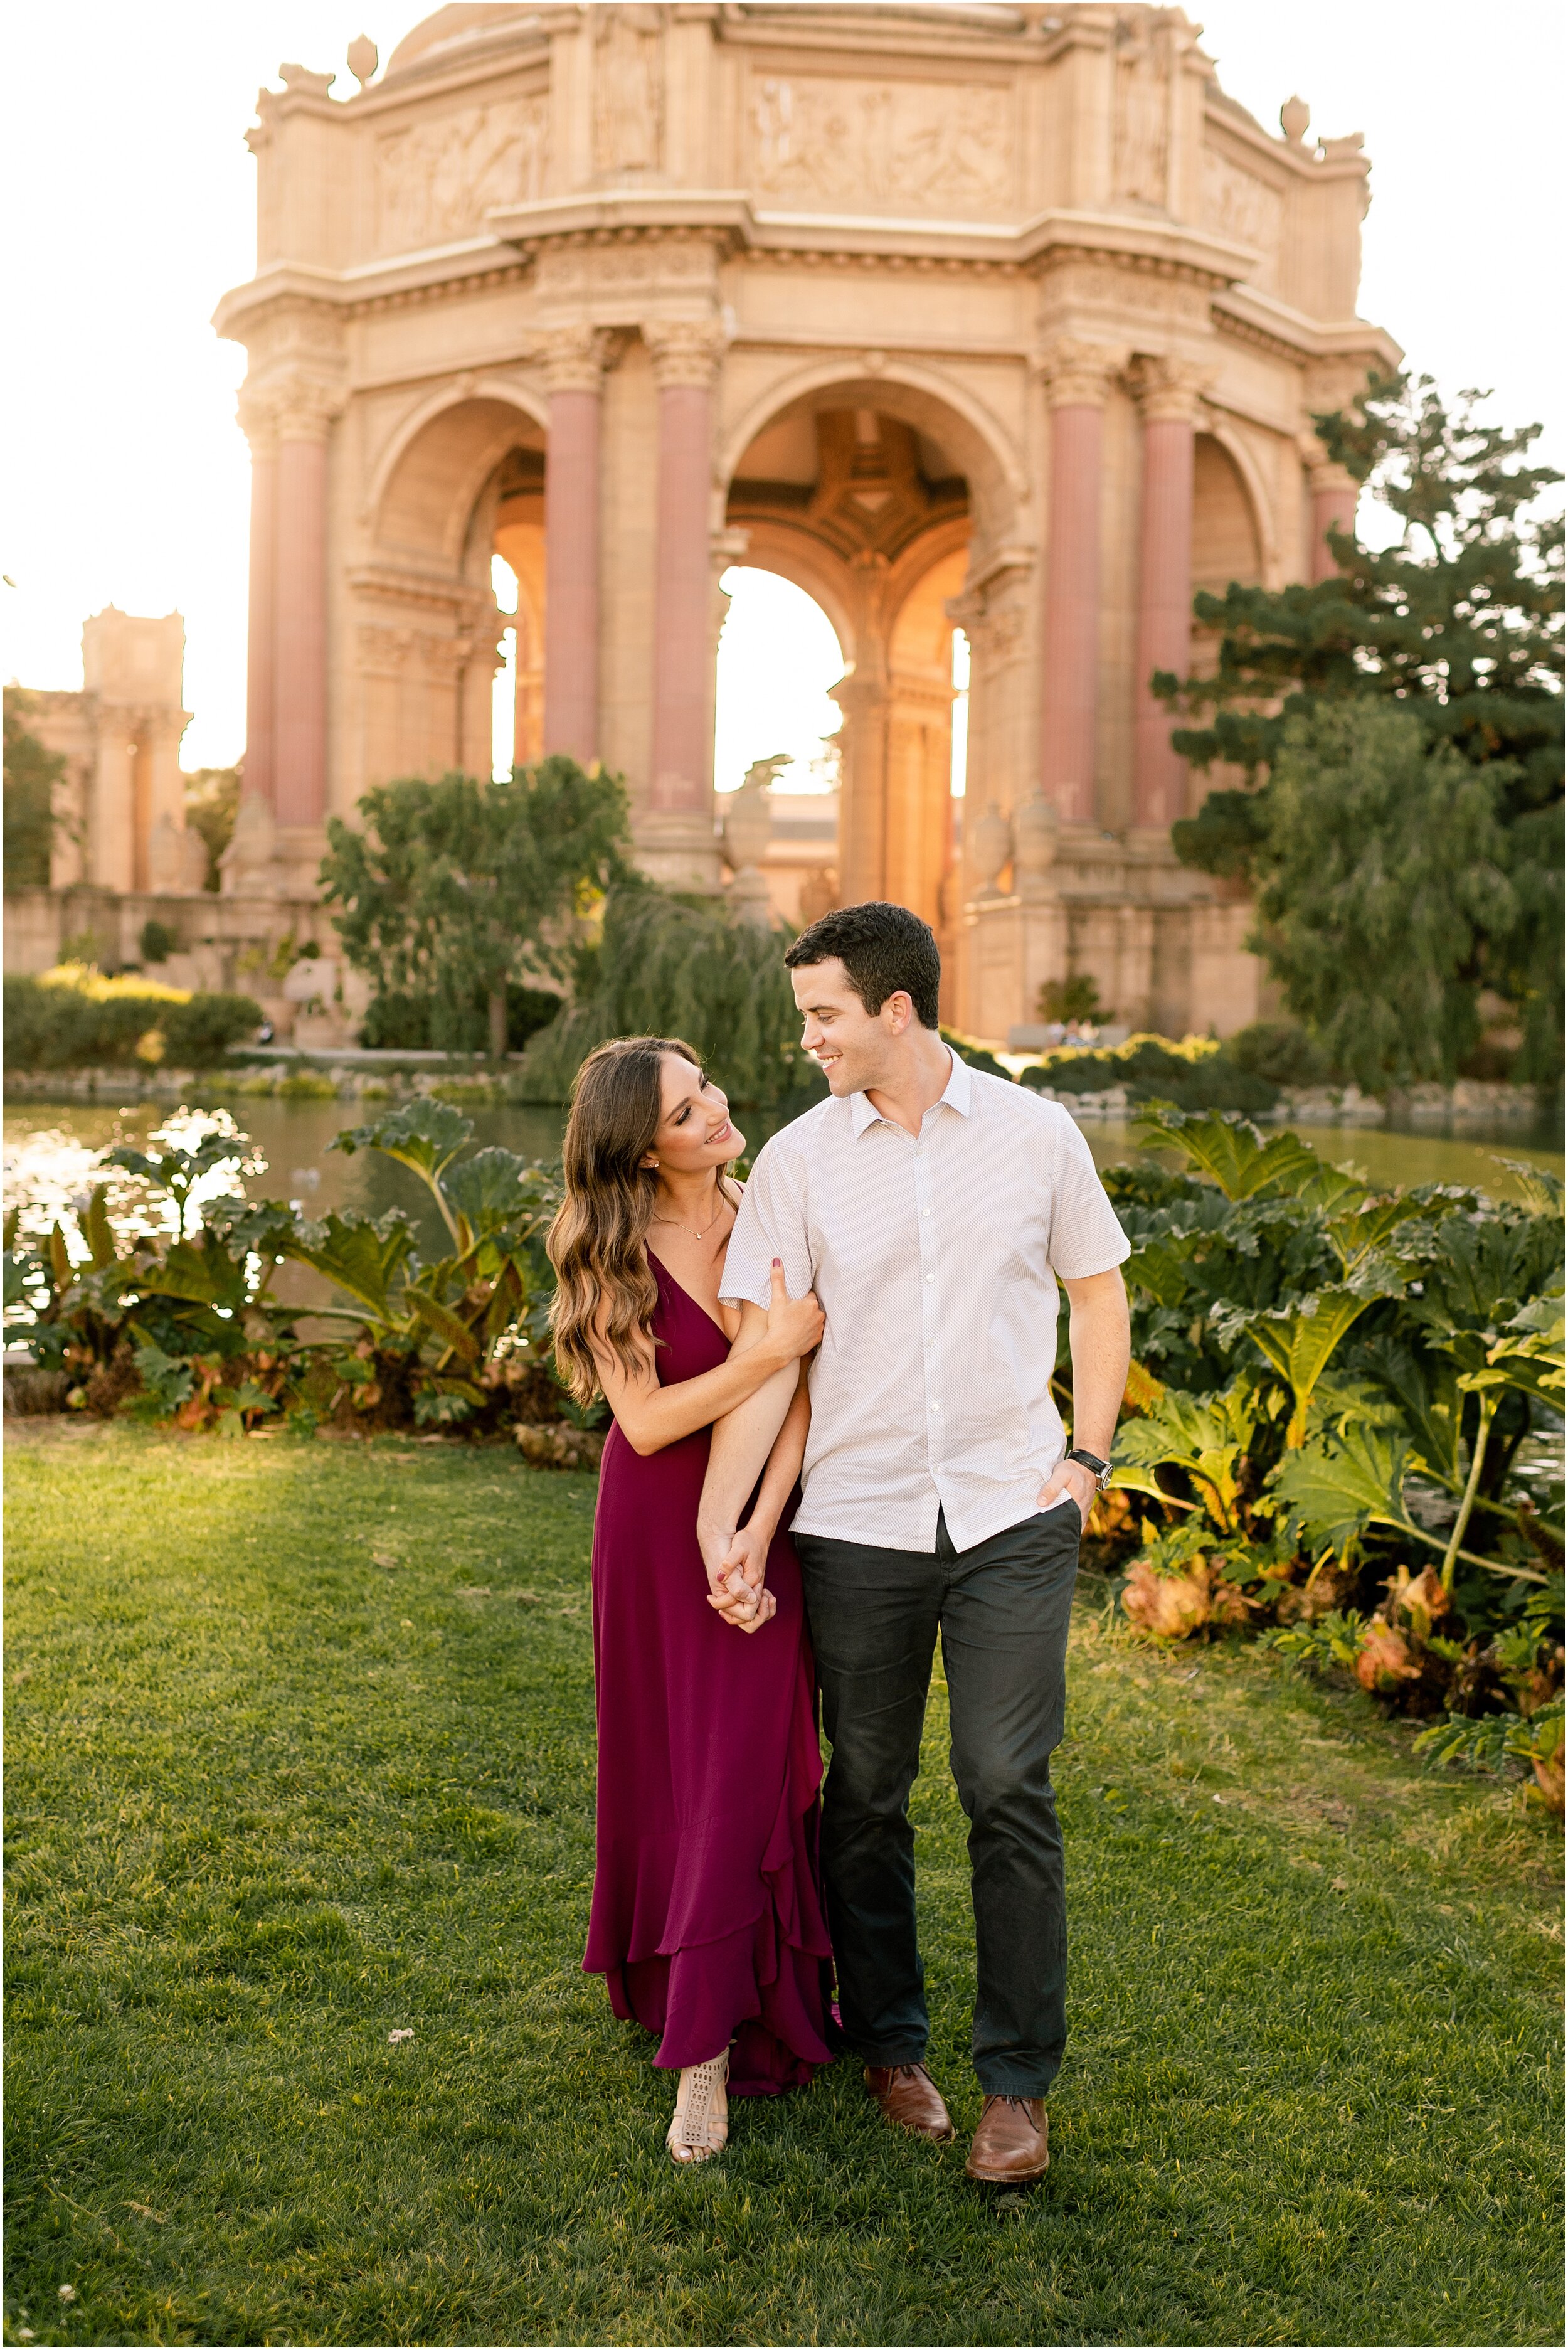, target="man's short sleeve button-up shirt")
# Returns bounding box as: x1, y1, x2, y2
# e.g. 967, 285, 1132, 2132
719, 1050, 1130, 1553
